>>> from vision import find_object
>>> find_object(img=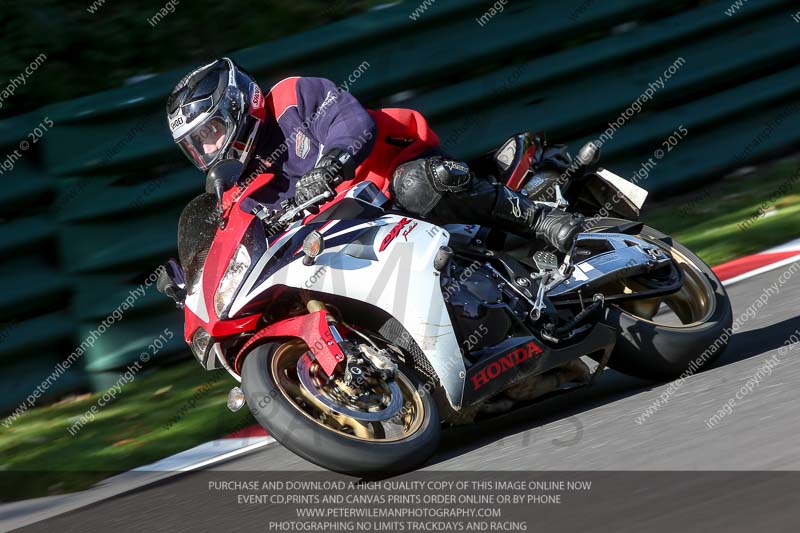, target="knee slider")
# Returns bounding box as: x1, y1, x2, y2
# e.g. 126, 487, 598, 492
390, 157, 471, 216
